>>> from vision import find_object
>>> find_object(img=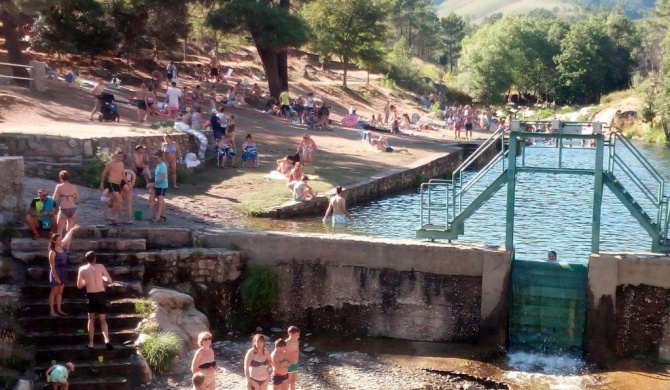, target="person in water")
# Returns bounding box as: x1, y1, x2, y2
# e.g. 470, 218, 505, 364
191, 331, 217, 389
547, 251, 557, 261
323, 186, 353, 225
